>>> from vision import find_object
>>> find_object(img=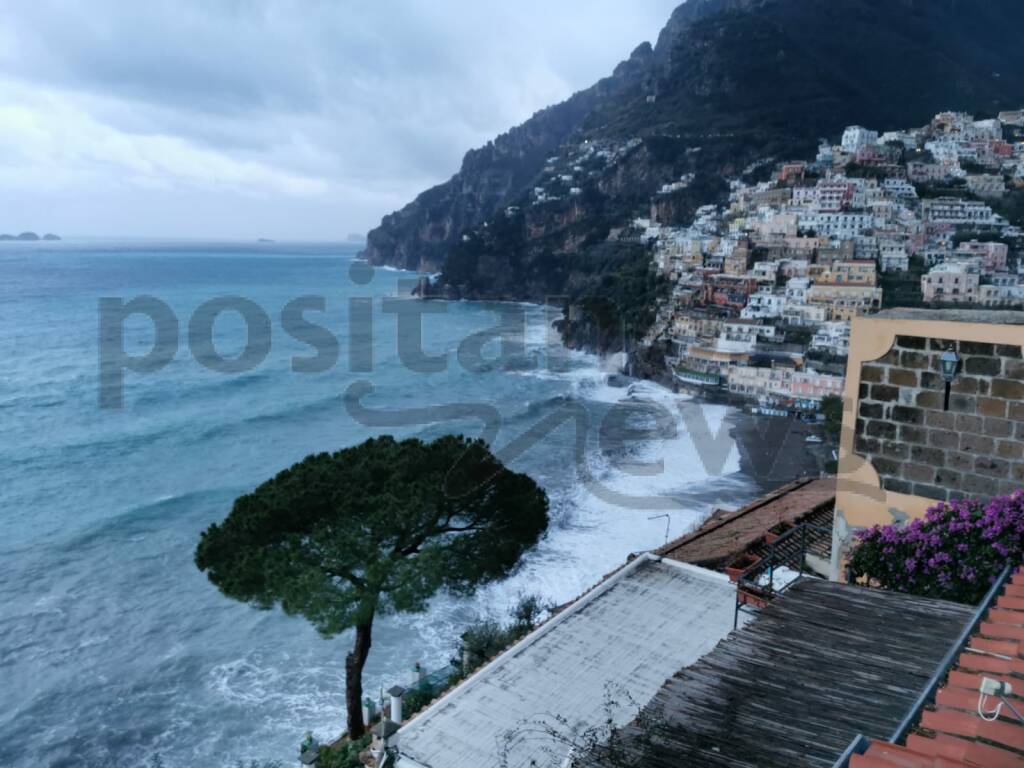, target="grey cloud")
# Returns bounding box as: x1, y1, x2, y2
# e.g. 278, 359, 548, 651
0, 1, 681, 239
